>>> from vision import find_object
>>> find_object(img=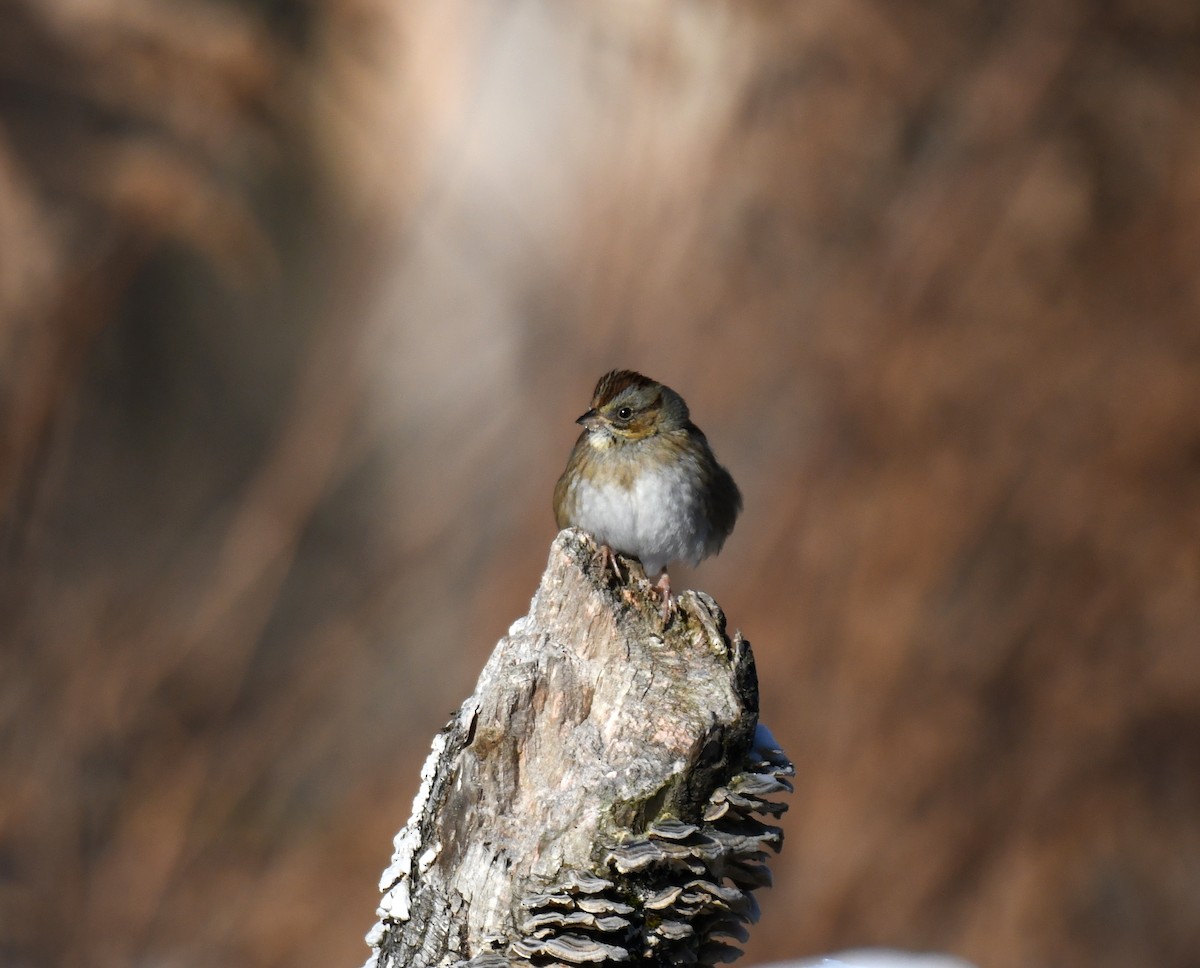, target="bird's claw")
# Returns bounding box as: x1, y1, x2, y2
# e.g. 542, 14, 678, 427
593, 544, 624, 584
592, 544, 676, 625
653, 572, 677, 625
